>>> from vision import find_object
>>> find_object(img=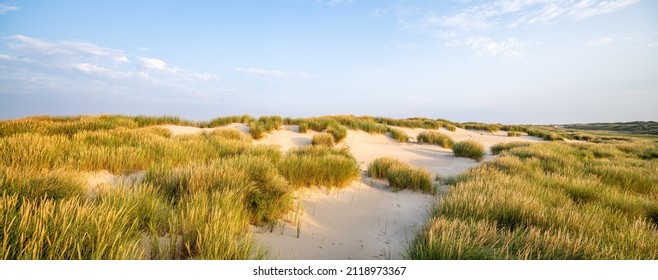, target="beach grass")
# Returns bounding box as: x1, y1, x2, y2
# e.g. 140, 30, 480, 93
407, 141, 658, 259
452, 140, 485, 161
417, 131, 454, 148
389, 128, 409, 143
311, 133, 336, 147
